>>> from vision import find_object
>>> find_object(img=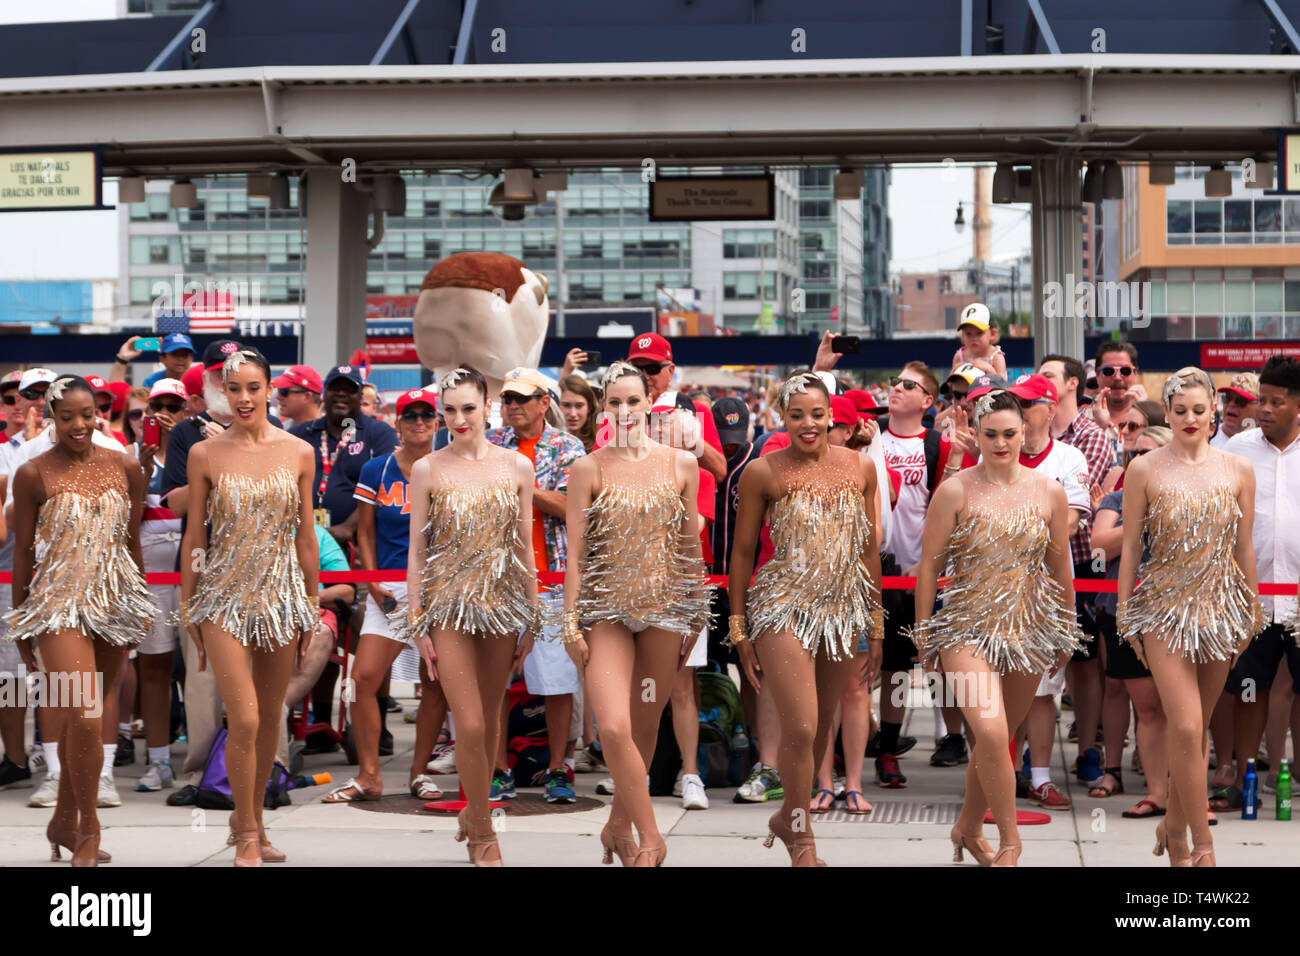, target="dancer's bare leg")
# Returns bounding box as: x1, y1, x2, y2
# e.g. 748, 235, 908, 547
1145, 632, 1230, 853
347, 634, 403, 793
248, 641, 297, 839
753, 629, 818, 845
202, 625, 263, 859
